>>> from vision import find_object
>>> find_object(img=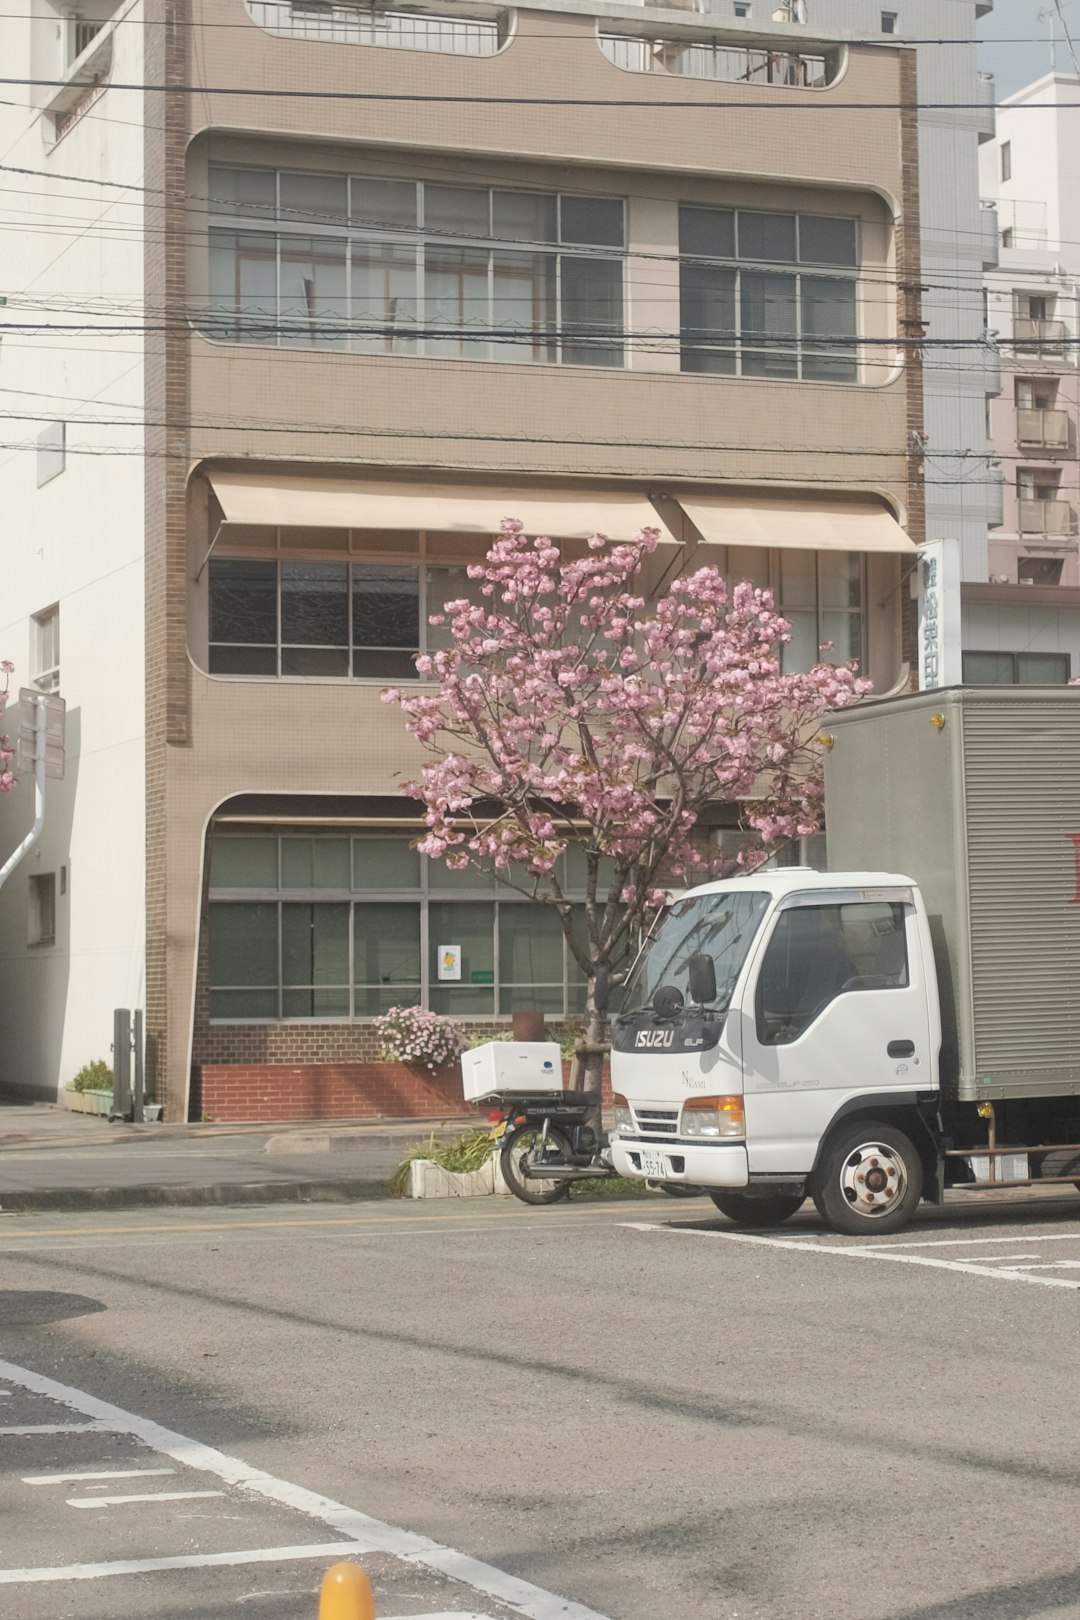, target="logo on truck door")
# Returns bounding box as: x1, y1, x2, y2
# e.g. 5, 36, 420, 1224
635, 1030, 675, 1048
1070, 835, 1080, 904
